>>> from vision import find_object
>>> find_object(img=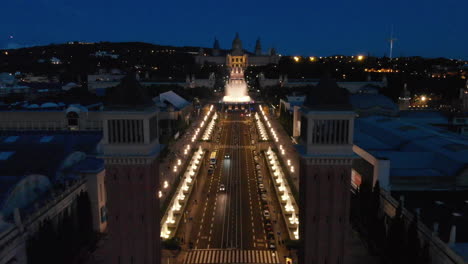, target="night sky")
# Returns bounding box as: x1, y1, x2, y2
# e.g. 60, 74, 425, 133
2, 0, 467, 59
